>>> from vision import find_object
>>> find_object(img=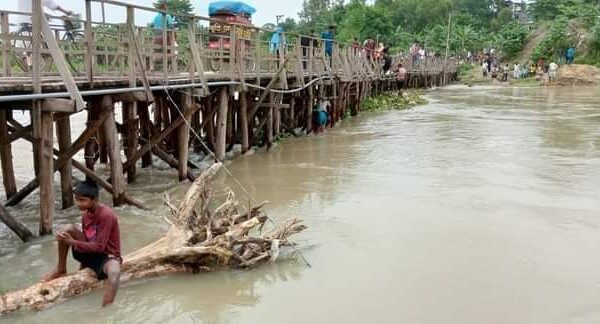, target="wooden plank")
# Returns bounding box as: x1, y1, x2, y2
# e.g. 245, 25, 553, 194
100, 96, 125, 206
39, 111, 54, 235
215, 87, 228, 161
40, 15, 85, 111
127, 16, 154, 102
0, 205, 34, 242
259, 103, 290, 109
187, 28, 209, 96
0, 110, 17, 199
42, 98, 76, 113
56, 114, 74, 209
151, 146, 196, 182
